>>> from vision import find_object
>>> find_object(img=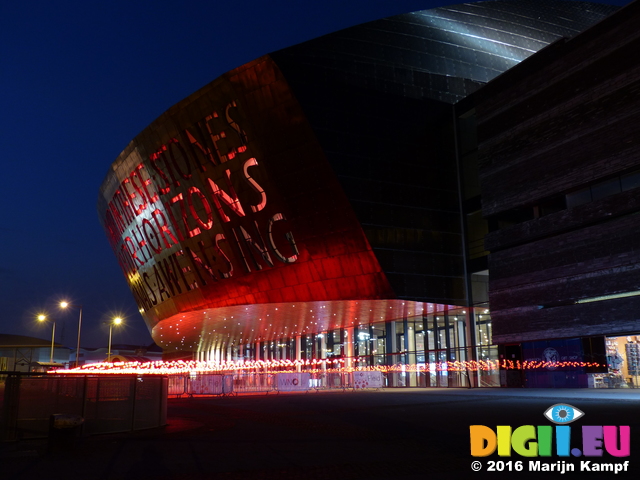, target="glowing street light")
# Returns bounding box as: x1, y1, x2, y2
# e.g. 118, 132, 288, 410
107, 317, 123, 362
37, 314, 56, 363
60, 301, 83, 367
